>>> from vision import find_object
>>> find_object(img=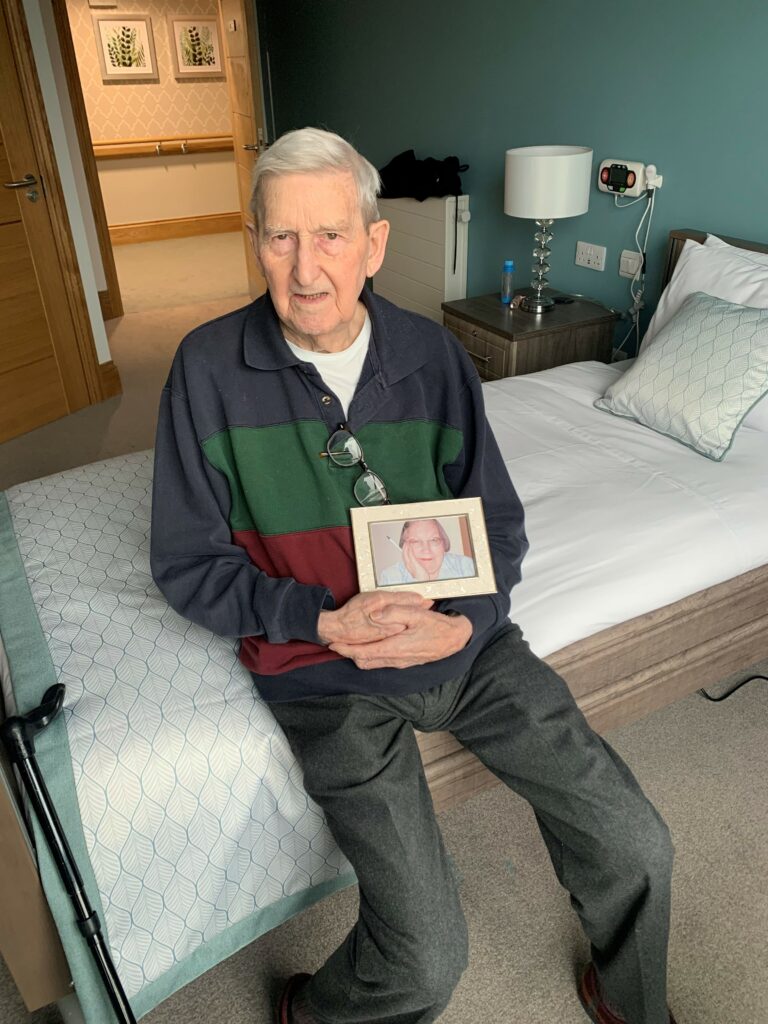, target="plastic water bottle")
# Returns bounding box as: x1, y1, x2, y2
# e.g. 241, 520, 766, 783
501, 259, 515, 305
